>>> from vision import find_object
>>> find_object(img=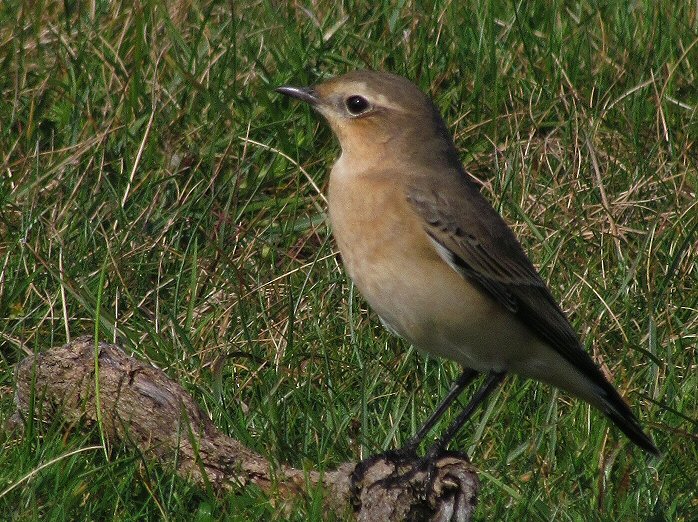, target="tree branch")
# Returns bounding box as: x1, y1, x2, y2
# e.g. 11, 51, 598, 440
11, 336, 478, 521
